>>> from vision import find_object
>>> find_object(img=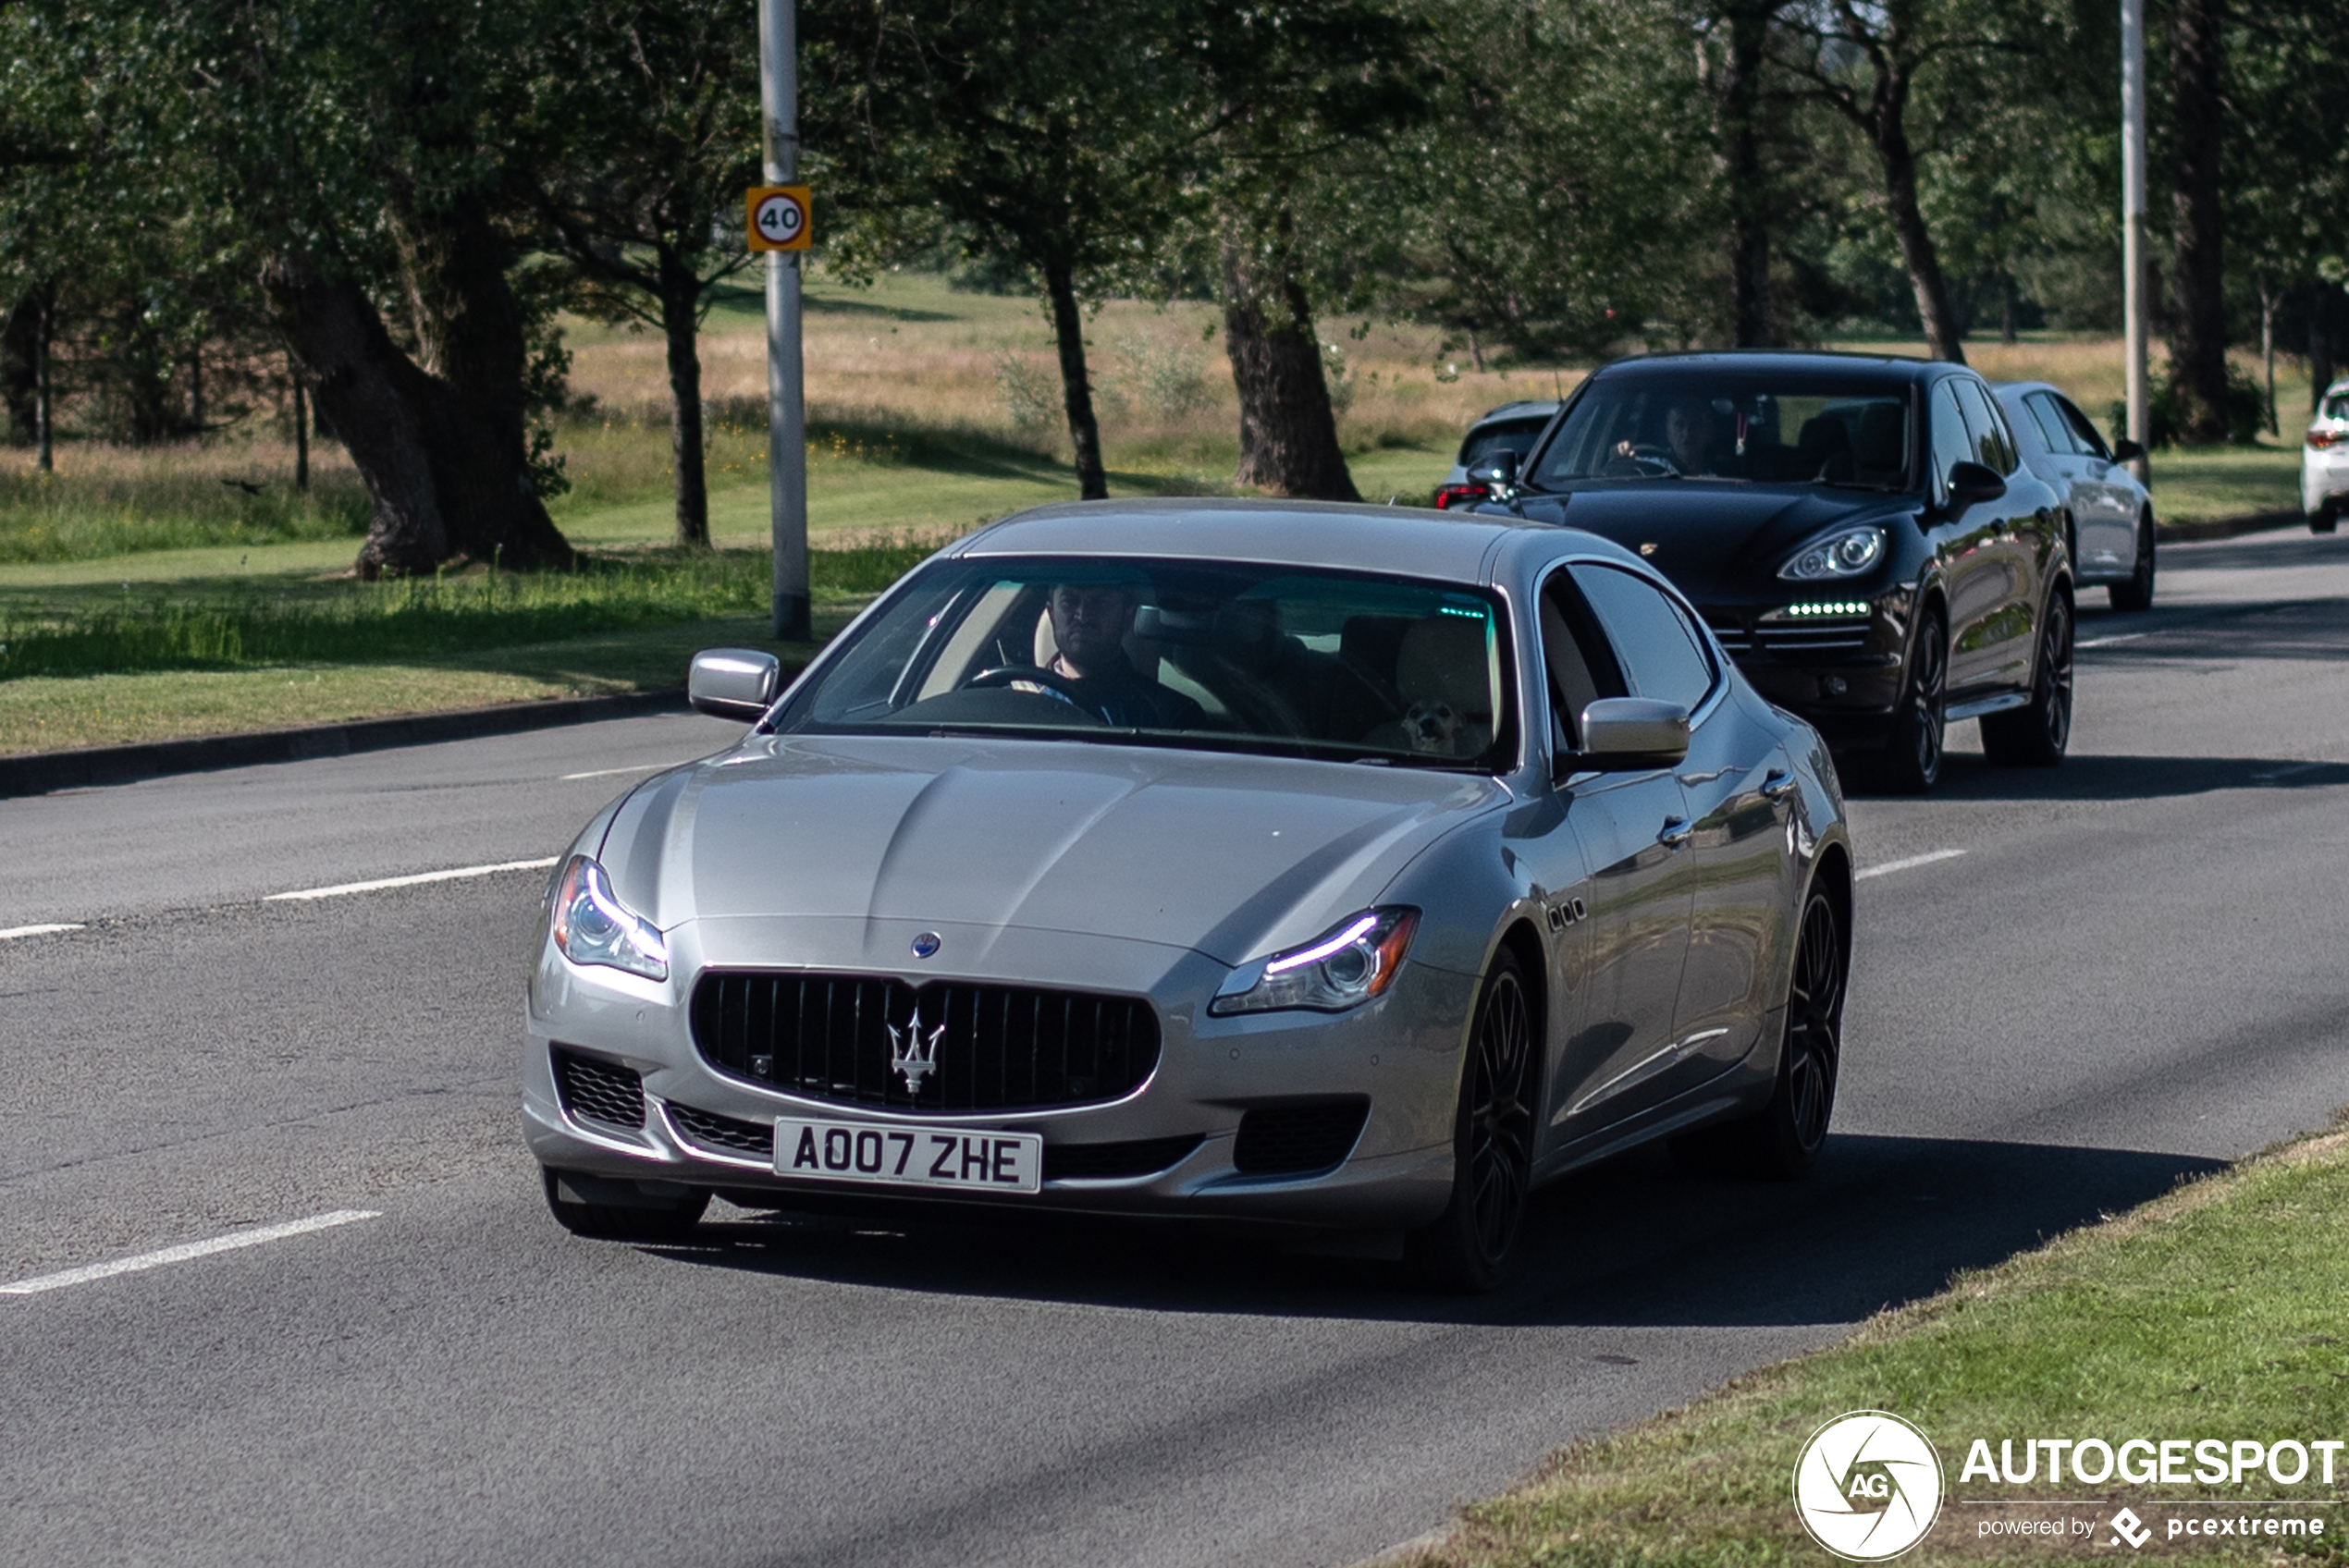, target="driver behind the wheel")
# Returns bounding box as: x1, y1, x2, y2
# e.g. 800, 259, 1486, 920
1041, 581, 1206, 729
